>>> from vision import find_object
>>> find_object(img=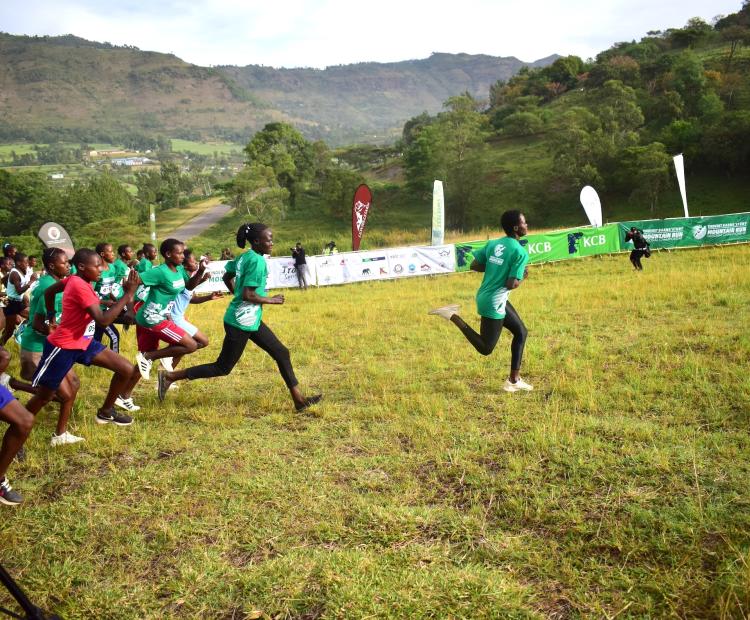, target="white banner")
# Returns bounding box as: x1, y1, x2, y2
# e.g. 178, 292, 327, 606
579, 185, 603, 228
432, 180, 445, 246
193, 260, 230, 294
387, 245, 455, 278
673, 154, 689, 218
